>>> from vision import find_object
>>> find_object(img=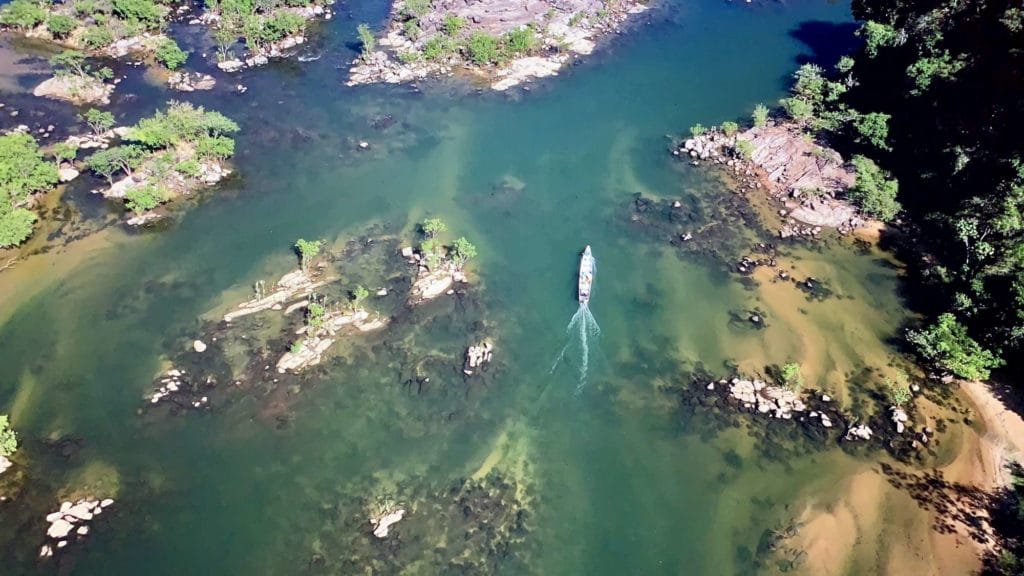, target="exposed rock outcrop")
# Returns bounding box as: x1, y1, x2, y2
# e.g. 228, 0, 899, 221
33, 75, 113, 105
